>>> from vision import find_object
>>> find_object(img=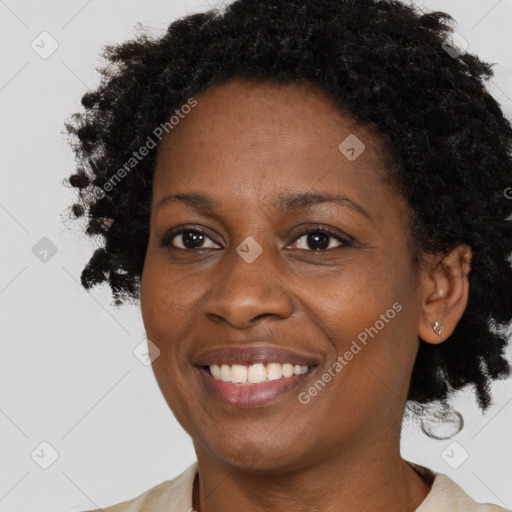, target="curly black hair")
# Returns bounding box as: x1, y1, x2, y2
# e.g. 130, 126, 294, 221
63, 0, 512, 414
